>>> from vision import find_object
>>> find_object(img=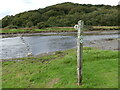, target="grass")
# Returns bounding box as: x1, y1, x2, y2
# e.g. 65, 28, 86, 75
0, 29, 26, 33
0, 27, 75, 34
93, 26, 119, 29
1, 26, 119, 34
2, 47, 118, 88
